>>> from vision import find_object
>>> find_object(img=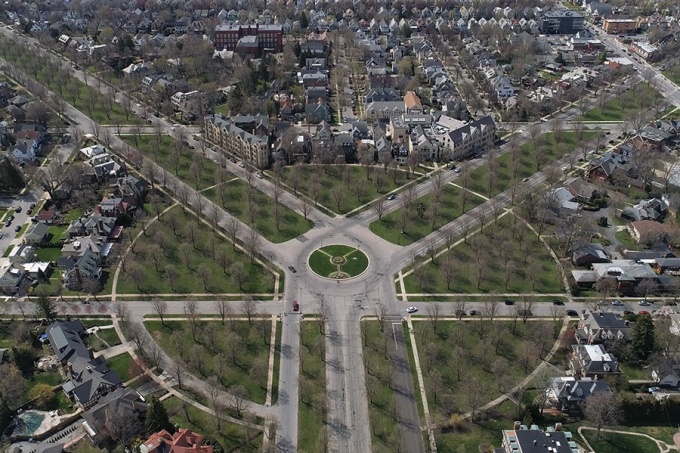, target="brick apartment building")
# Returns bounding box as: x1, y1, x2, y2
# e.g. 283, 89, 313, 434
214, 24, 283, 55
